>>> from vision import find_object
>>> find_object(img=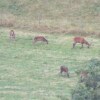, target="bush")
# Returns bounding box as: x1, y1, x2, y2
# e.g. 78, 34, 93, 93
72, 58, 100, 100
72, 85, 93, 100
